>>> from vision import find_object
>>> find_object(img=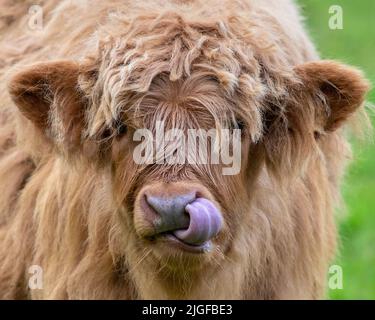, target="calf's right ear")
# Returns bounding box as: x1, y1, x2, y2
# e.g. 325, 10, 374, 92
8, 60, 87, 147
294, 60, 370, 132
